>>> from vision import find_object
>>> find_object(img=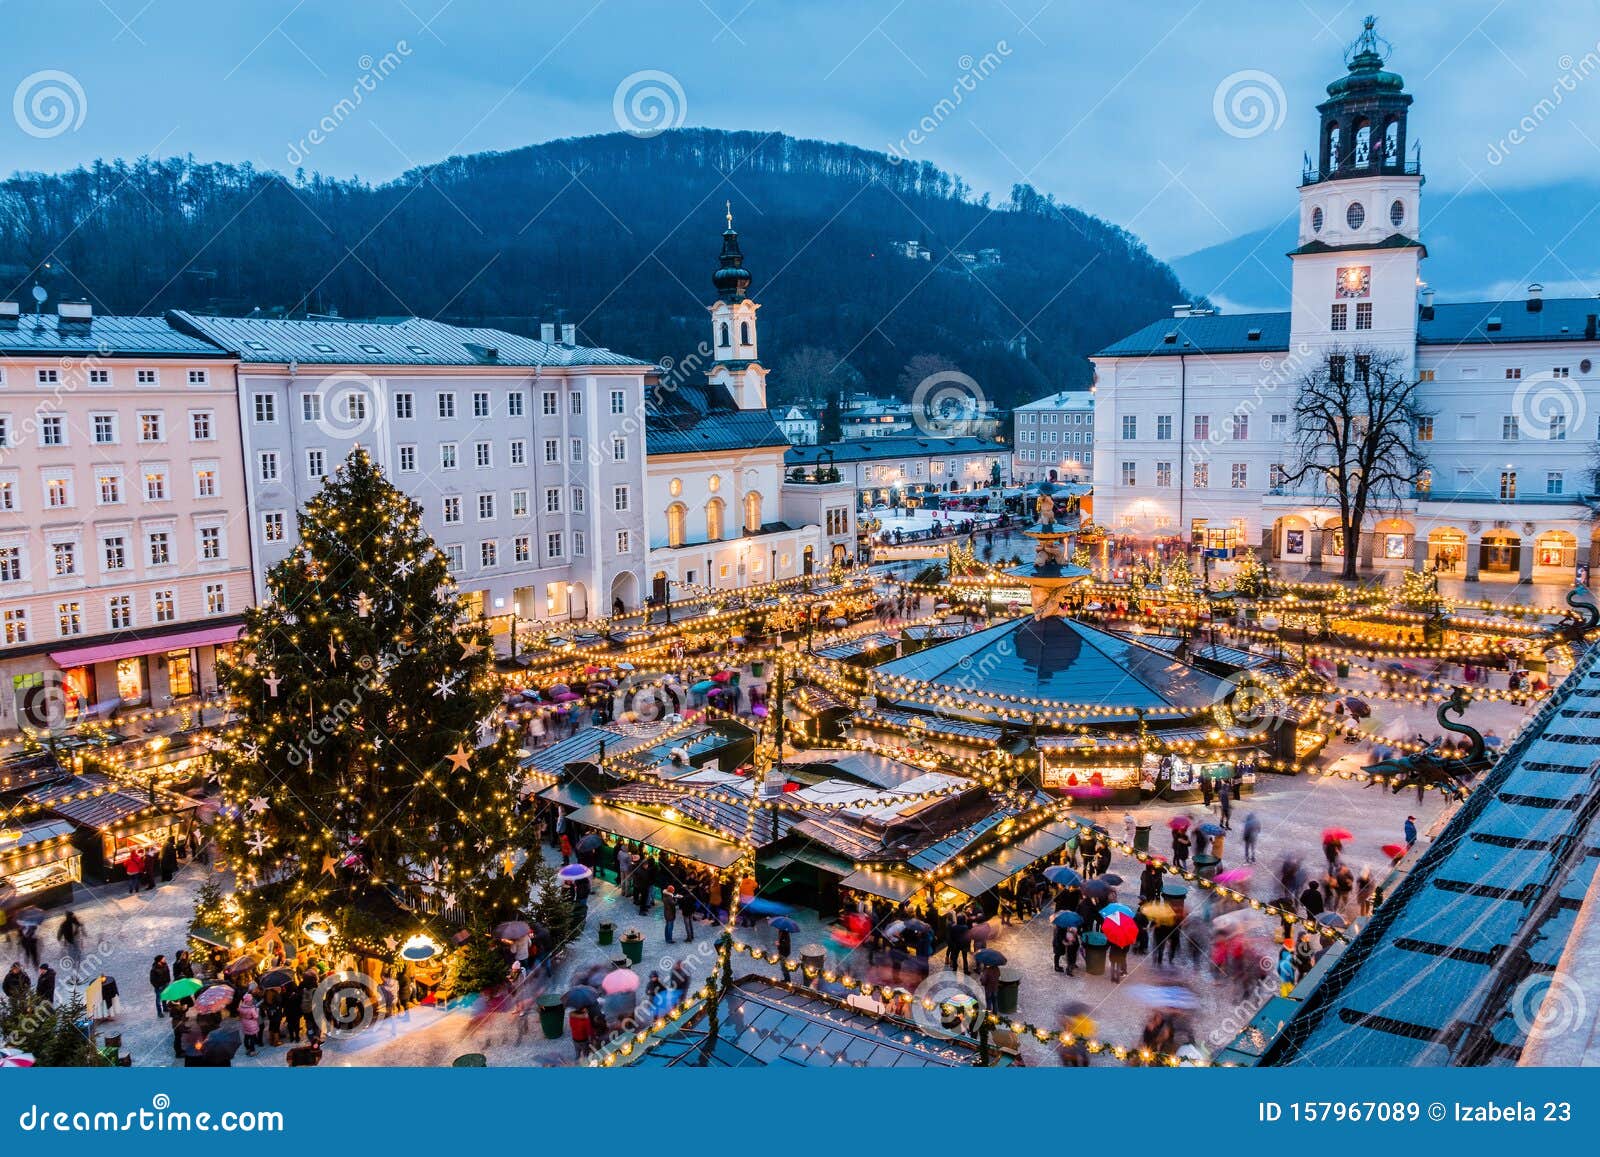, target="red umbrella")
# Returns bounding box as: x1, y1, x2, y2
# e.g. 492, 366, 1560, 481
1322, 827, 1353, 843
1101, 912, 1138, 948
1381, 843, 1407, 859
711, 670, 734, 683
1167, 816, 1191, 831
